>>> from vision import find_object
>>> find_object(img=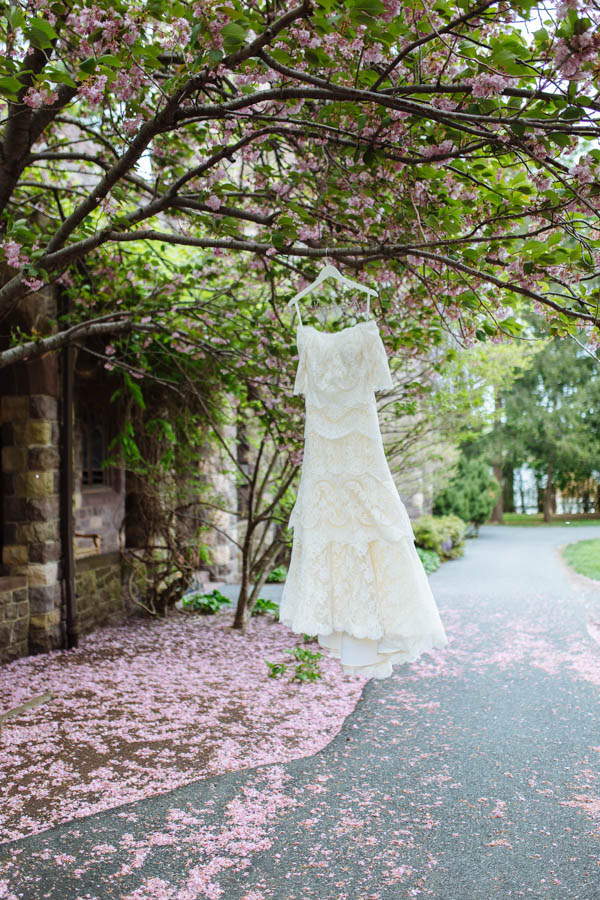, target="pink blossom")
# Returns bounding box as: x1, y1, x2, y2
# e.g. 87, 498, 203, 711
22, 277, 44, 293
56, 271, 74, 287
22, 86, 58, 109
570, 156, 596, 184
78, 74, 108, 106
557, 0, 578, 14
1, 239, 28, 269
124, 113, 143, 135
422, 140, 456, 164
470, 73, 510, 98
114, 71, 137, 102
554, 34, 595, 80
205, 195, 221, 211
